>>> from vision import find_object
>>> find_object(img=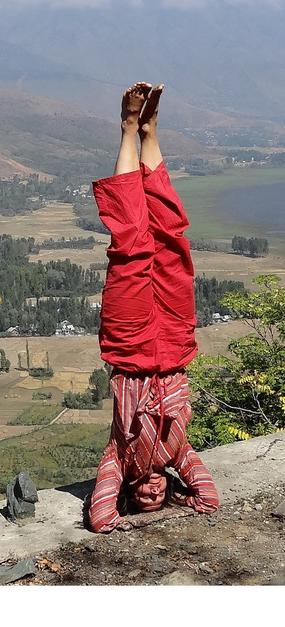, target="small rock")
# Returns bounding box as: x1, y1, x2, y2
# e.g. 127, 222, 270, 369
242, 502, 252, 513
233, 511, 242, 520
159, 570, 207, 586
6, 472, 38, 521
154, 545, 168, 552
272, 499, 285, 521
128, 569, 141, 580
255, 504, 263, 511
199, 563, 214, 575
267, 568, 285, 586
0, 559, 36, 585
